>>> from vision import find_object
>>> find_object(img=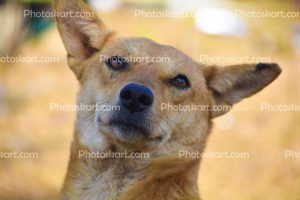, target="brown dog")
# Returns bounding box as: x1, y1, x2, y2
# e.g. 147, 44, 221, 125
53, 0, 281, 199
